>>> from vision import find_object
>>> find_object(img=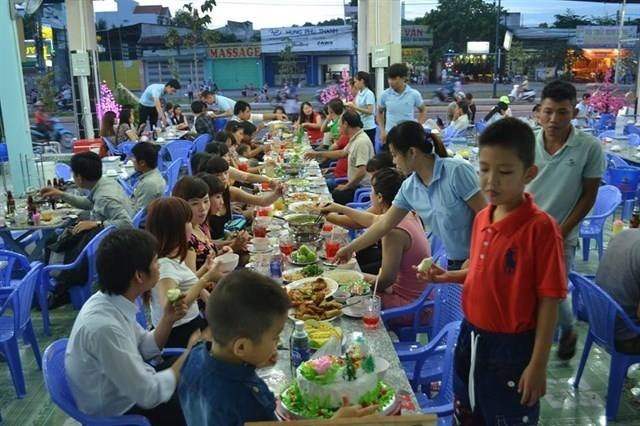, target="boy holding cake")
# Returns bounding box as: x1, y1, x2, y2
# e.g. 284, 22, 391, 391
178, 269, 377, 425
423, 118, 567, 424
